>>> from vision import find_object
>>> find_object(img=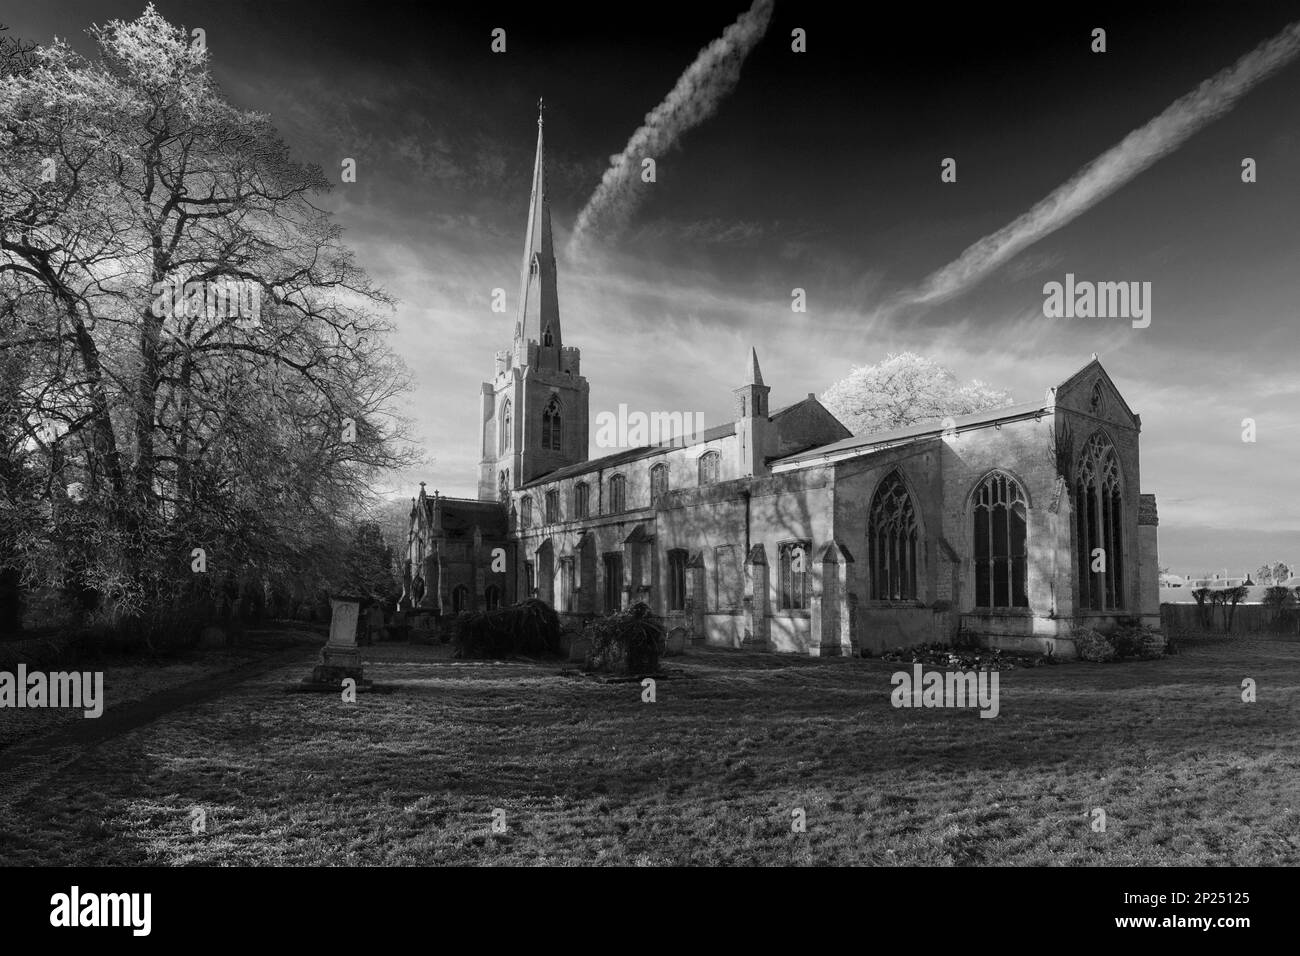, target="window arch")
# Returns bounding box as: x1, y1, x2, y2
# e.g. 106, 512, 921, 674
499, 399, 512, 454
545, 489, 559, 523
484, 584, 502, 610
650, 462, 669, 503
1075, 431, 1124, 610
575, 481, 590, 518
542, 324, 554, 347
868, 471, 919, 601
698, 451, 720, 486
519, 495, 532, 528
541, 395, 562, 452
608, 474, 626, 513
451, 584, 470, 614
972, 472, 1028, 608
